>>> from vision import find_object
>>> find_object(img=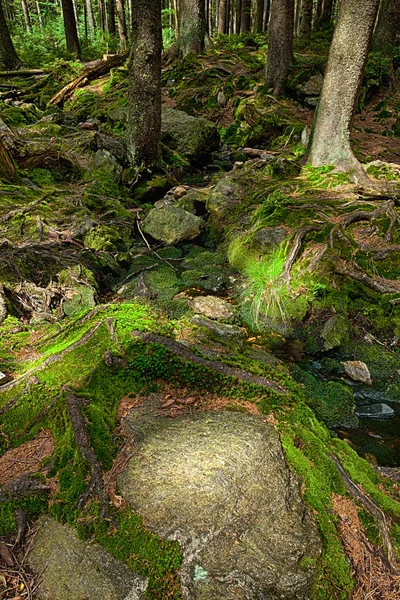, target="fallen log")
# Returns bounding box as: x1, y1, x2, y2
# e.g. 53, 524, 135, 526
49, 51, 129, 106
0, 69, 46, 77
